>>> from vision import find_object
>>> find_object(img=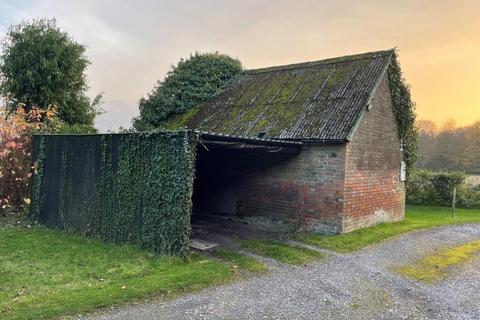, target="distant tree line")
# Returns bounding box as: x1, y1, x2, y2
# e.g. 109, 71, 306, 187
416, 120, 480, 174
